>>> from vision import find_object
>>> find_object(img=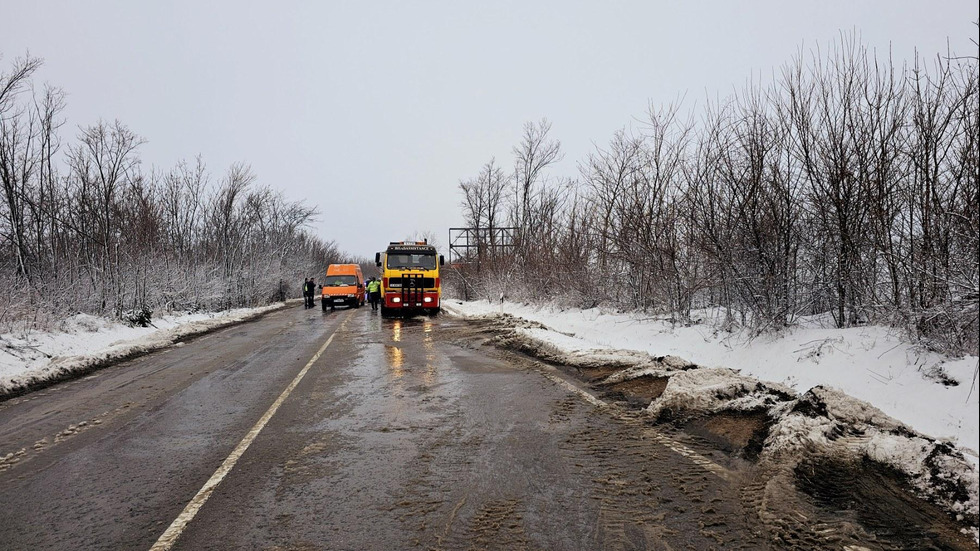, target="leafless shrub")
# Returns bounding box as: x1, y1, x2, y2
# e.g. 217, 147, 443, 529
0, 55, 347, 331
453, 32, 978, 356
